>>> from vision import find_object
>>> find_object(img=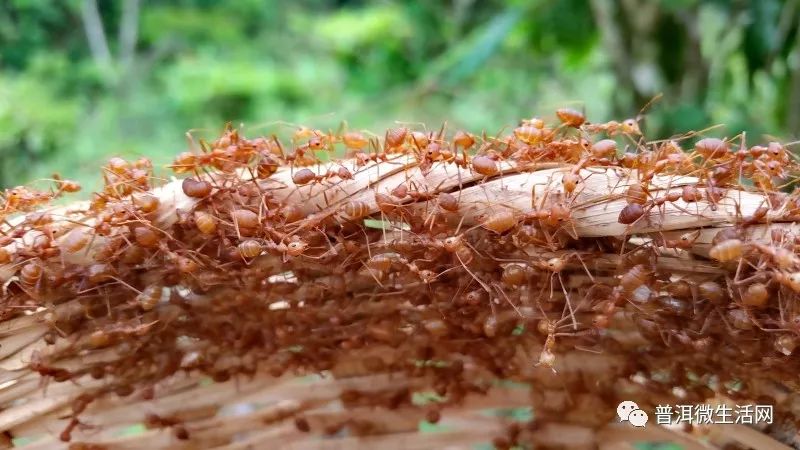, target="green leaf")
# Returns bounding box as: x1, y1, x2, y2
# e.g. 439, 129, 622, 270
423, 6, 526, 88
